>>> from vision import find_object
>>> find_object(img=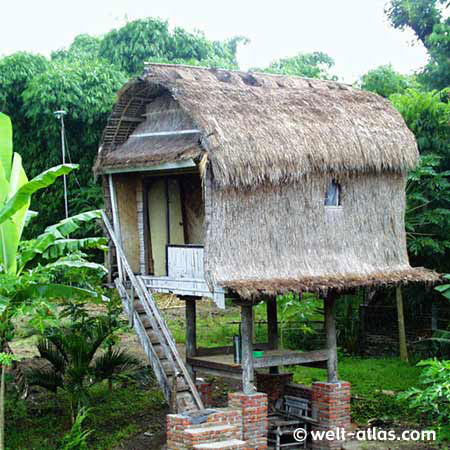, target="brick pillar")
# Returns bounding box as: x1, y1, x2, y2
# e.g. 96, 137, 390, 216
228, 392, 268, 449
196, 381, 213, 407
166, 414, 192, 450
311, 381, 351, 450
255, 372, 293, 410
